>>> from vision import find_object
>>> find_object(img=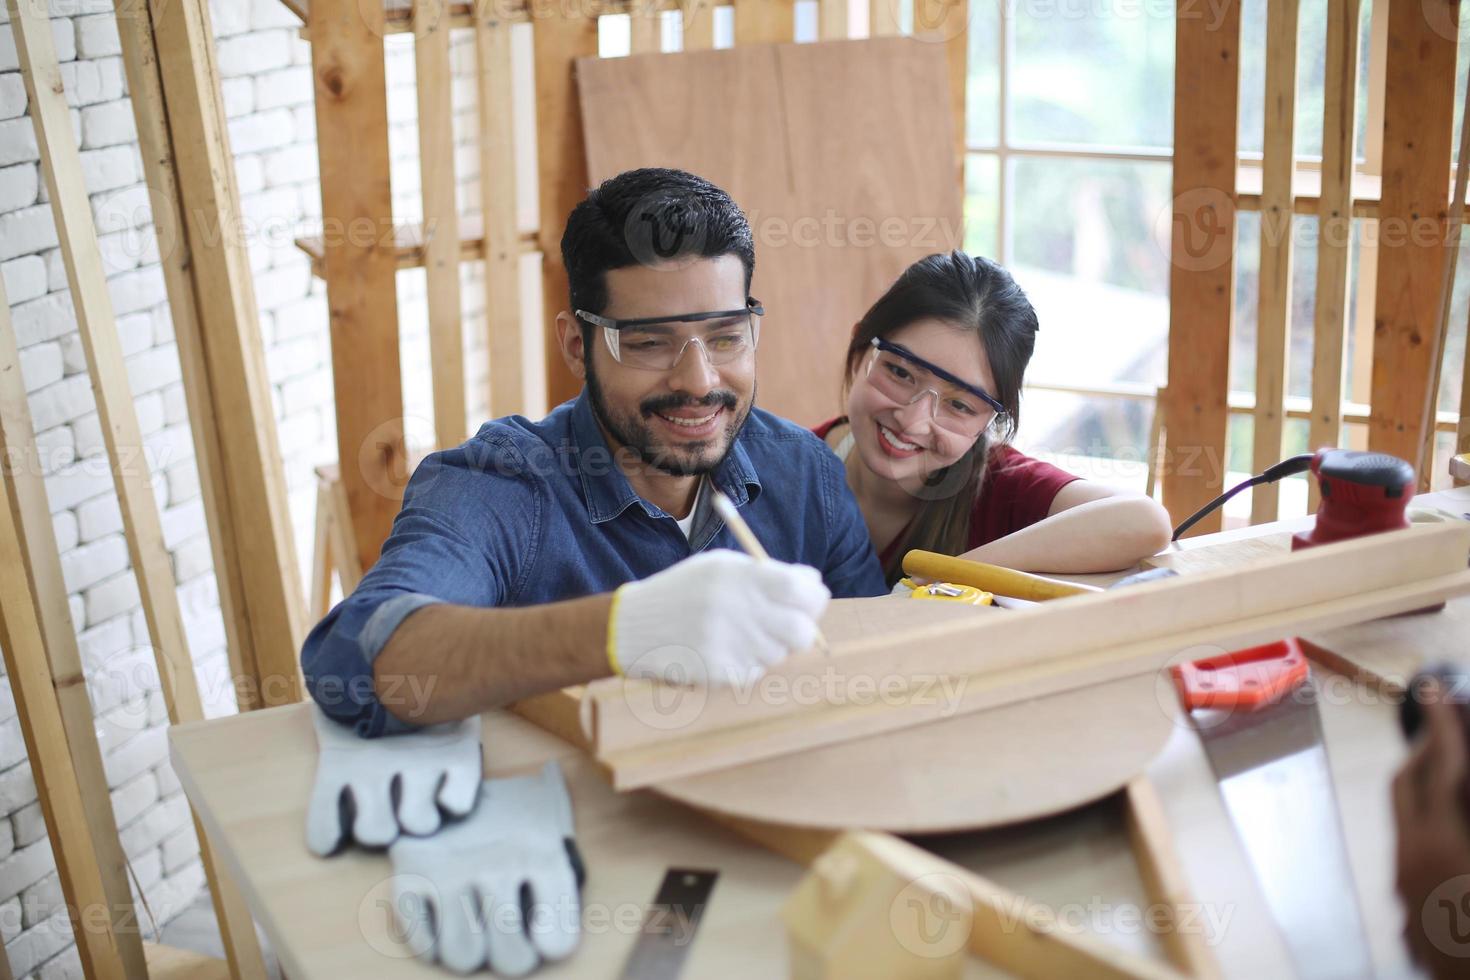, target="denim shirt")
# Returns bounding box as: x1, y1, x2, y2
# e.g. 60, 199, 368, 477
301, 391, 886, 735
